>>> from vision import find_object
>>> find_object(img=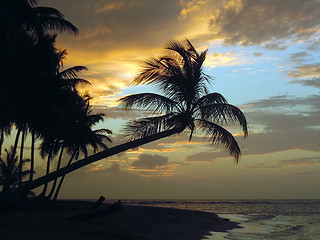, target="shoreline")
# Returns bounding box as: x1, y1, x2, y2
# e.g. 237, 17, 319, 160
1, 200, 241, 240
